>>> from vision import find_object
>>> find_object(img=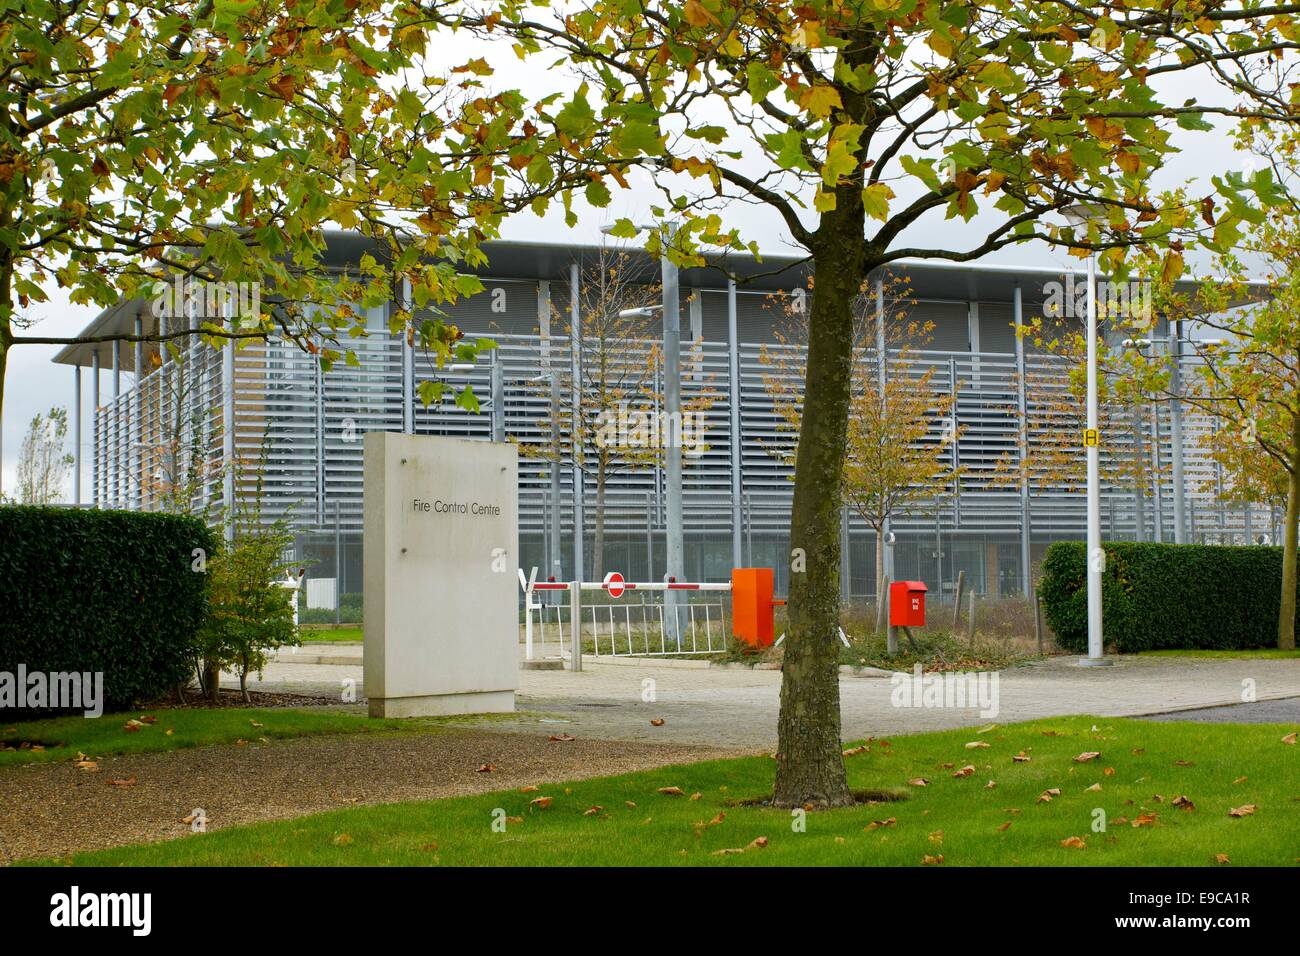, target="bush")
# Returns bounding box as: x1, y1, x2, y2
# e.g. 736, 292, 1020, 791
1038, 541, 1294, 653
0, 506, 214, 713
